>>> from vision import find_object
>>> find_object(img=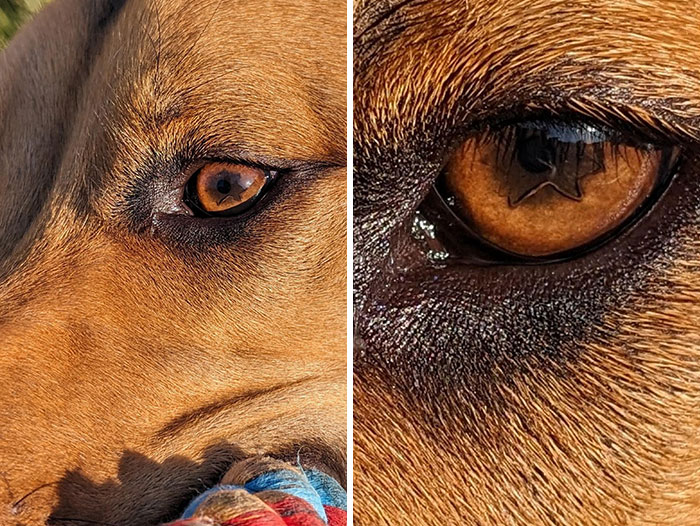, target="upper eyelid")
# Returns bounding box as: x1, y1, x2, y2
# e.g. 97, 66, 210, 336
177, 144, 339, 175
562, 101, 693, 145
131, 146, 341, 195
463, 99, 696, 149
